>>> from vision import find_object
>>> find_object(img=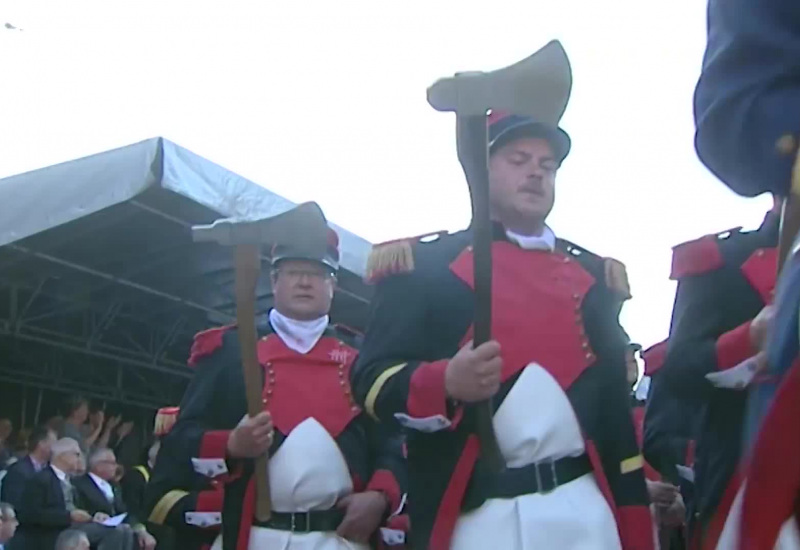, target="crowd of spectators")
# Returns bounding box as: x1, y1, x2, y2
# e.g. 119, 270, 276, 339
0, 395, 156, 550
